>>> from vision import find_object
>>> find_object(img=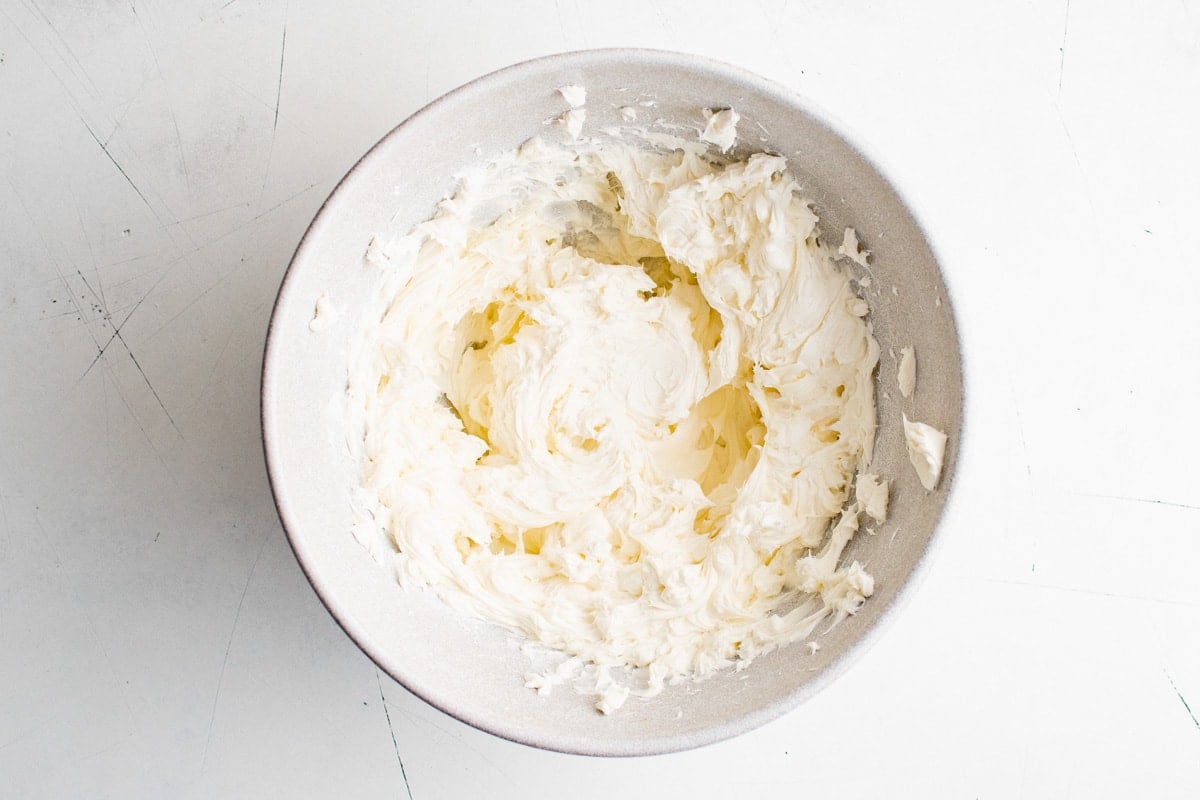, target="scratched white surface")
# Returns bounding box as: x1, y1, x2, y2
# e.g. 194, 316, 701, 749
1, 1, 1198, 797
